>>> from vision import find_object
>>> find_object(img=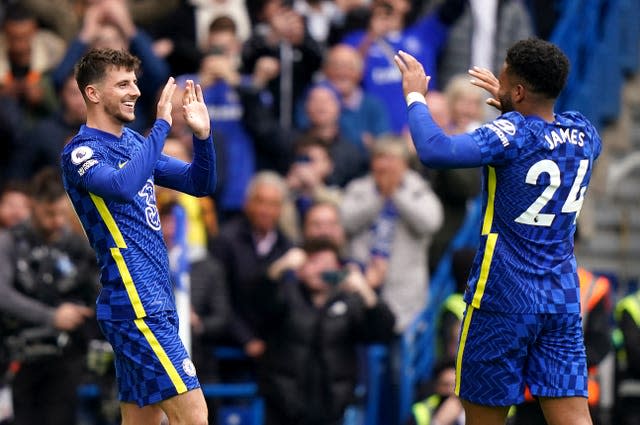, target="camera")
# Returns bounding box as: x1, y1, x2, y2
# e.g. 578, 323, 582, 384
320, 269, 348, 286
